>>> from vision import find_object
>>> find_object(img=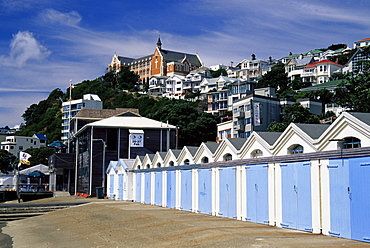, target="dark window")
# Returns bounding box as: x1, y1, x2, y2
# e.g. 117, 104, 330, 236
289, 144, 303, 154
201, 157, 209, 163
343, 137, 361, 149
184, 159, 190, 165
169, 161, 174, 166
106, 129, 118, 150
224, 154, 232, 161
